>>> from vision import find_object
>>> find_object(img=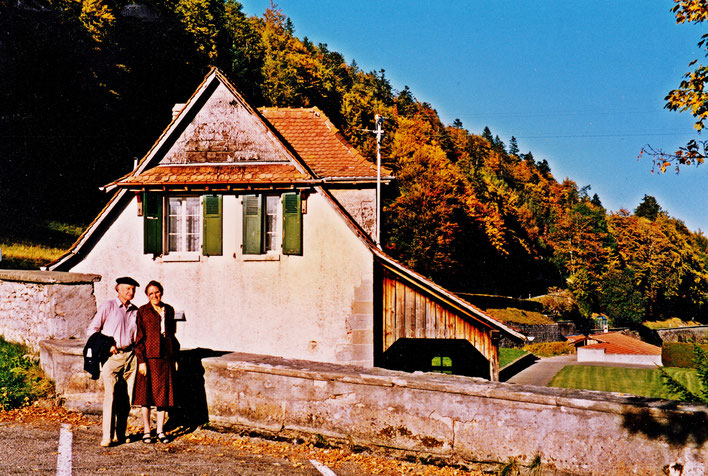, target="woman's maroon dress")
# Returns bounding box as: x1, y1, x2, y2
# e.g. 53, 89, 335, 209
133, 303, 179, 408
